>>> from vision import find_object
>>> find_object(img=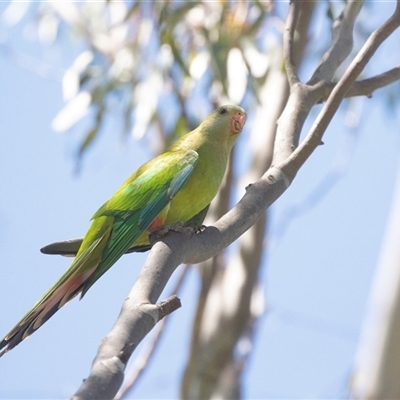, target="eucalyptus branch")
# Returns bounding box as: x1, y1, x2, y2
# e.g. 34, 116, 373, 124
116, 265, 189, 400
273, 0, 364, 165
71, 294, 181, 400
283, 0, 301, 86
309, 0, 364, 84
321, 66, 400, 101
